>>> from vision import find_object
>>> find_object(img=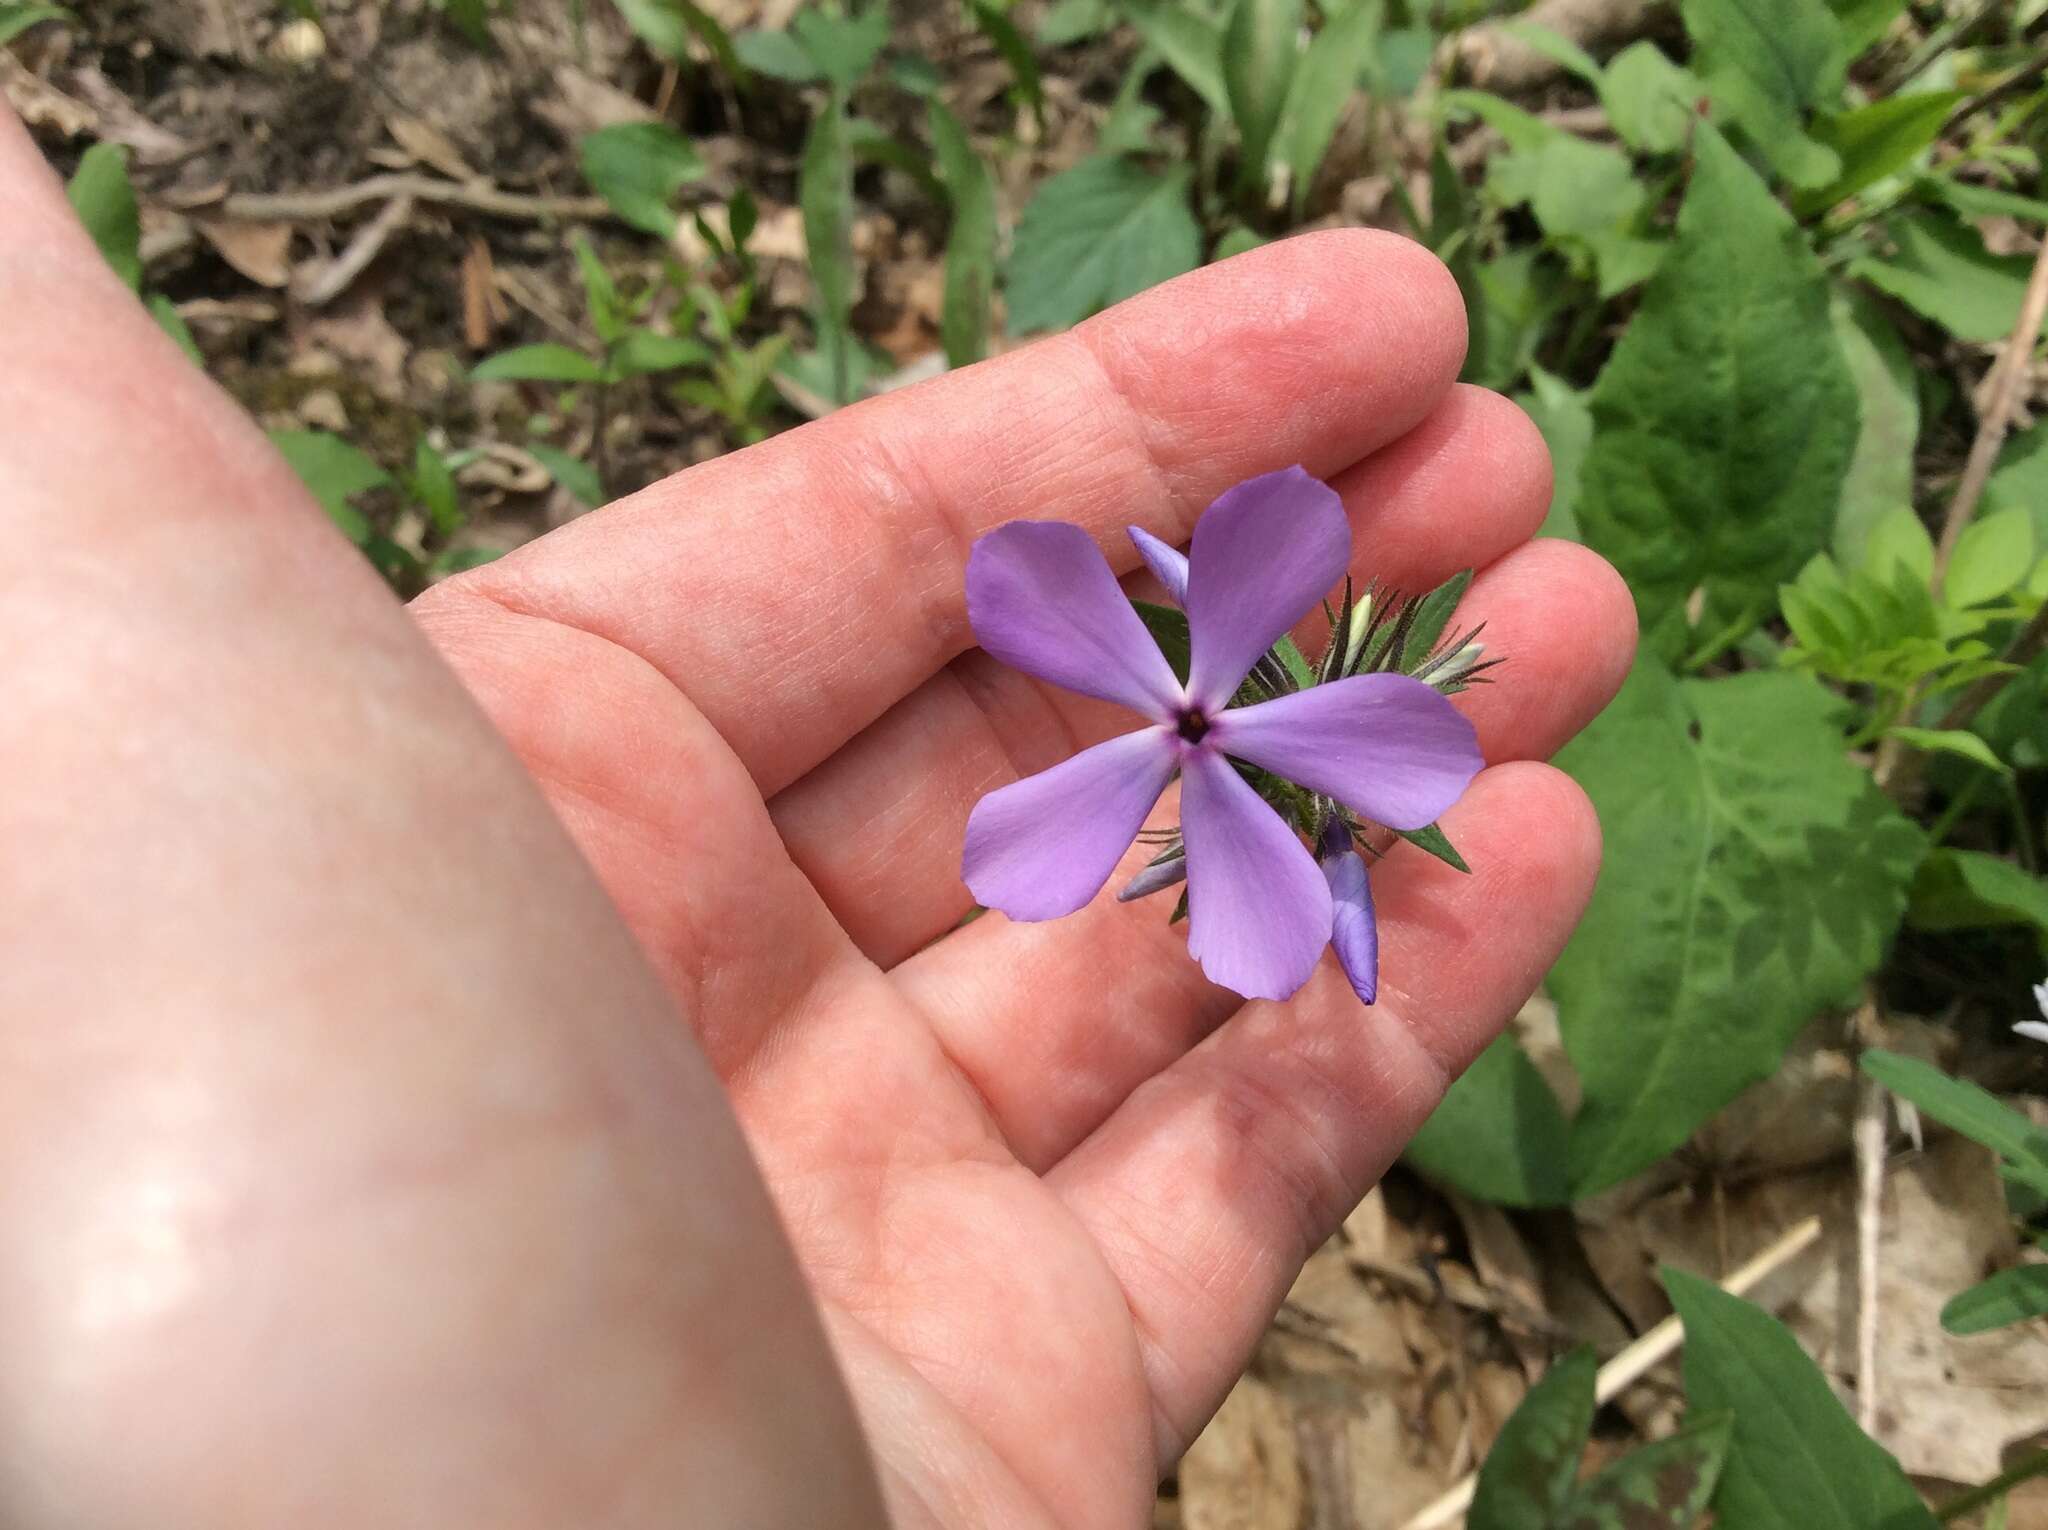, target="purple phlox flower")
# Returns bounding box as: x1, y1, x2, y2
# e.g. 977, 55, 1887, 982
960, 466, 1483, 1002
